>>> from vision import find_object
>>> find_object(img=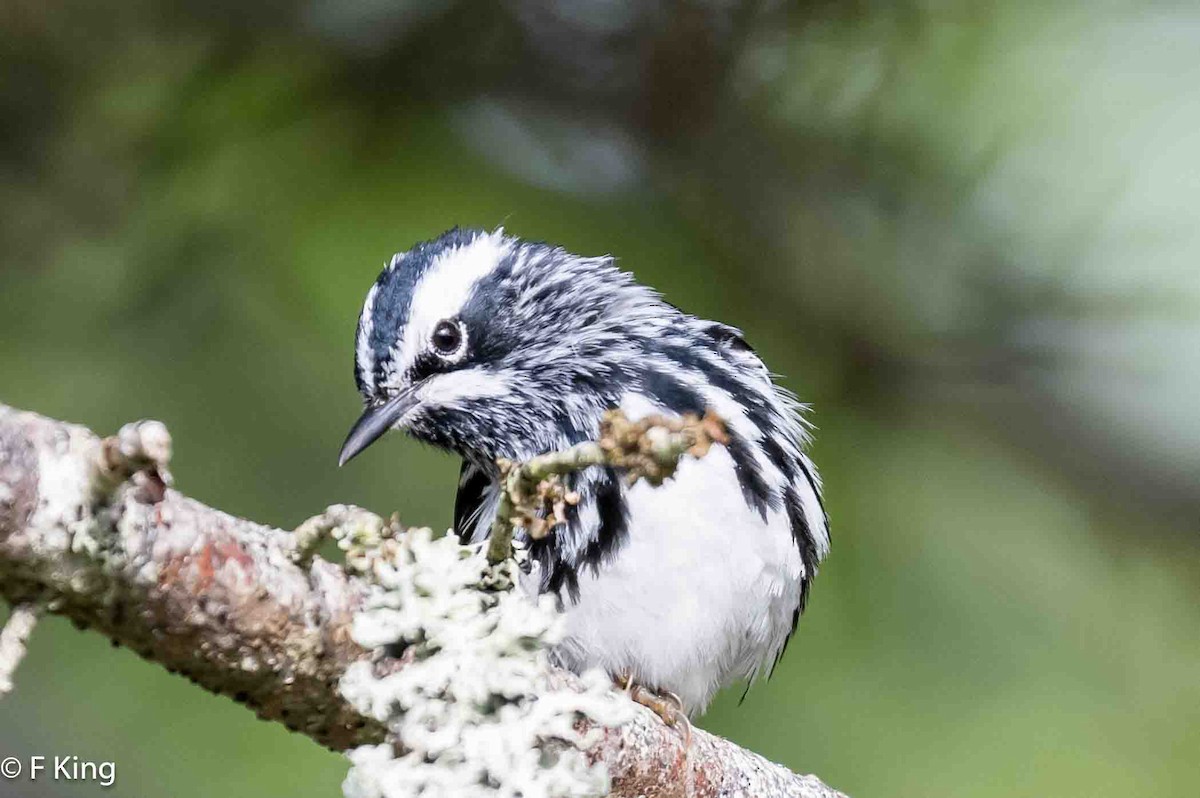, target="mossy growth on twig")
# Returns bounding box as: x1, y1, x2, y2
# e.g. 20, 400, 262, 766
486, 409, 727, 564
